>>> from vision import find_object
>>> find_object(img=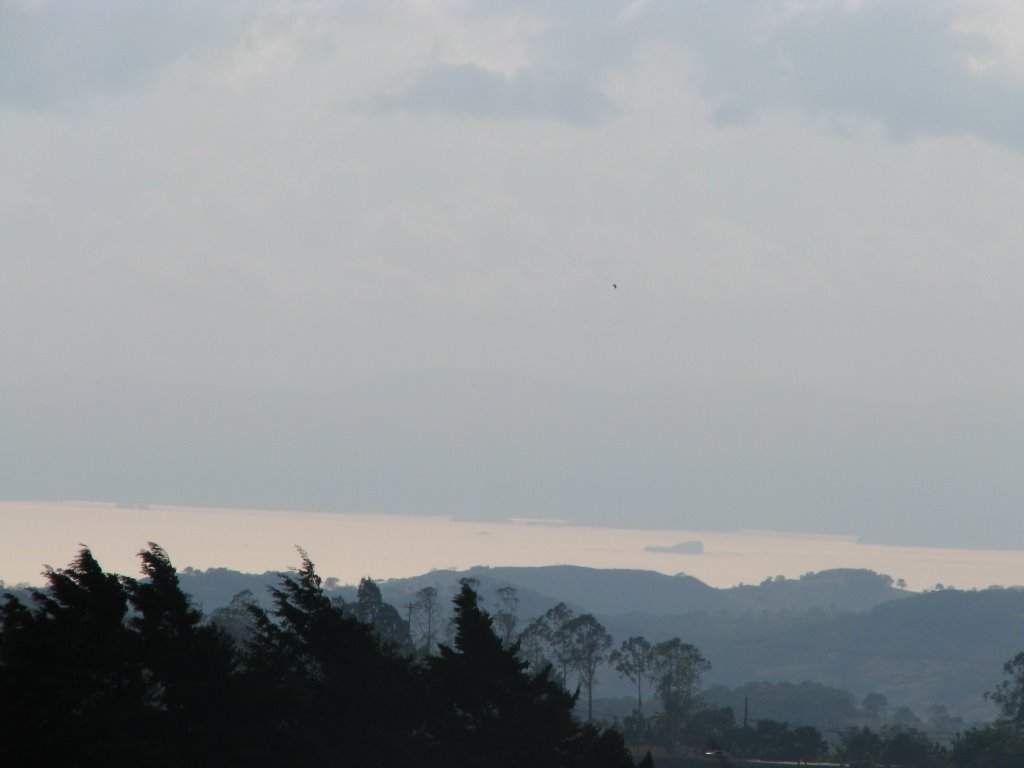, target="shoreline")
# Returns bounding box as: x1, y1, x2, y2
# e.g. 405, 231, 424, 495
3, 499, 1023, 591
